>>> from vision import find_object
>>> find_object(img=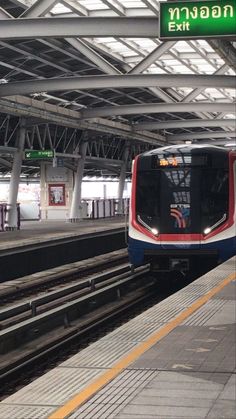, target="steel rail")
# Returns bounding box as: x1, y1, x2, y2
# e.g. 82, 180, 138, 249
0, 266, 151, 385
0, 266, 149, 347
0, 263, 131, 323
